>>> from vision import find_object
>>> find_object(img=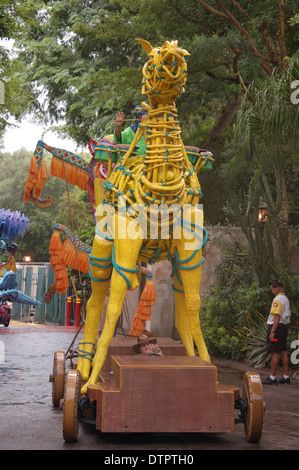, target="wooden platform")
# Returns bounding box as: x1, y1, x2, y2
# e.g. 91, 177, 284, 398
72, 336, 186, 370
87, 354, 236, 433
101, 336, 186, 371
